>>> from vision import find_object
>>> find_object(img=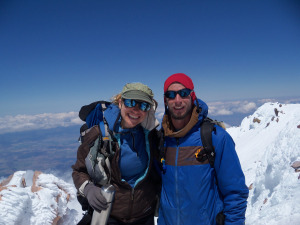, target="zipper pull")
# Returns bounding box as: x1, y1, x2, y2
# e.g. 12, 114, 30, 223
176, 138, 179, 146
161, 158, 166, 174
